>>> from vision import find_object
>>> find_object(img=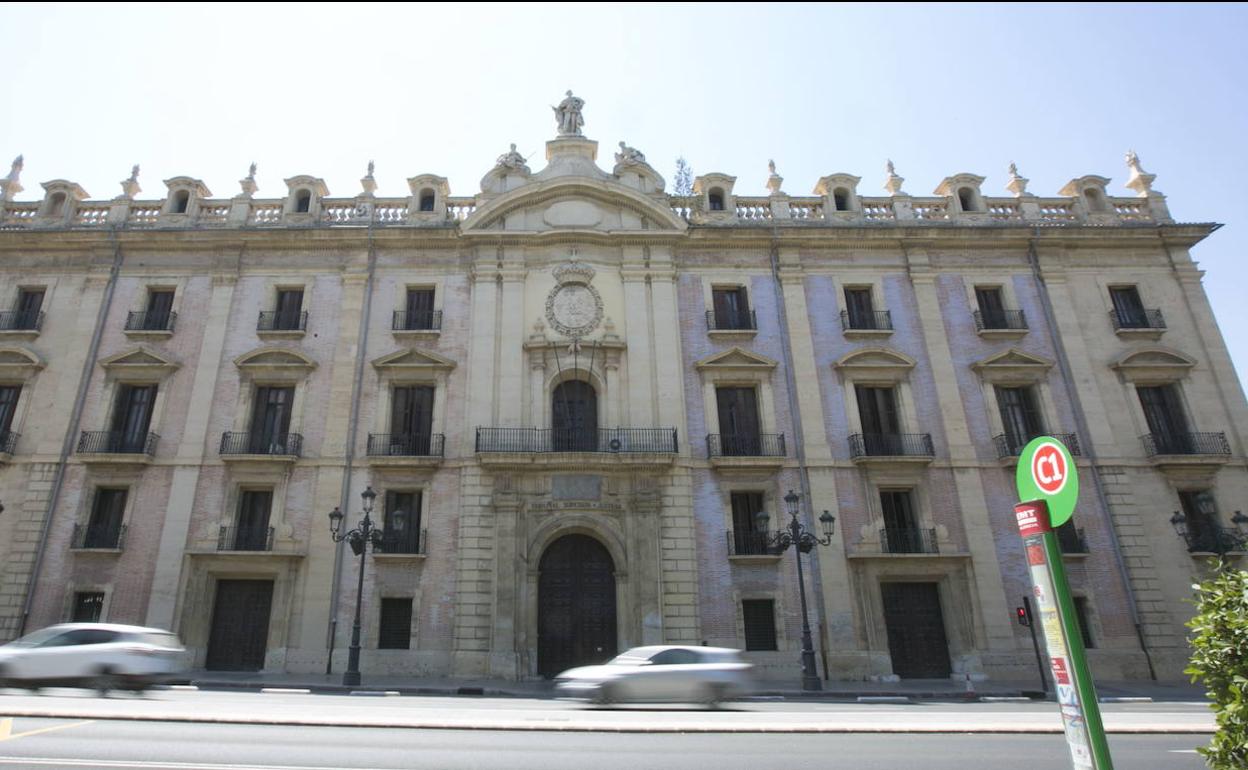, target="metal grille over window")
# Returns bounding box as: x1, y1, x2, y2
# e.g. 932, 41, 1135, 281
742, 599, 778, 651
379, 598, 413, 650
